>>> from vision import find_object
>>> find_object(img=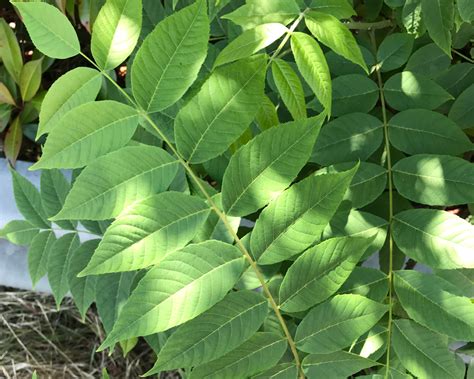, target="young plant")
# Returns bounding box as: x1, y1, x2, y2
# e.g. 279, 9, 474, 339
2, 0, 474, 378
